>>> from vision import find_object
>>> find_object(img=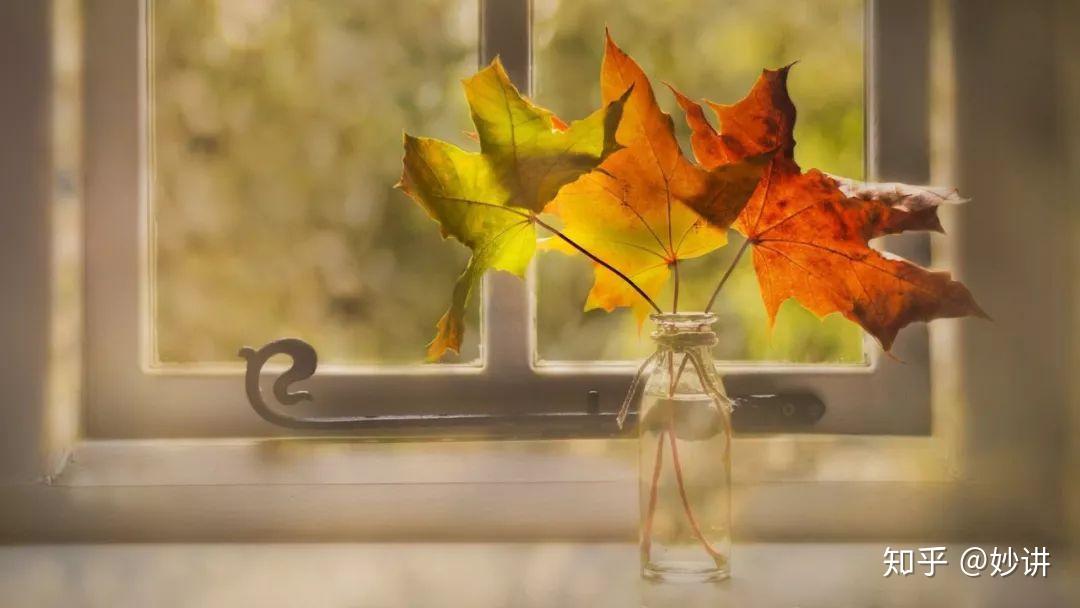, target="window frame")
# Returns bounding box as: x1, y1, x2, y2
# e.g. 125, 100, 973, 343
83, 0, 934, 439
5, 0, 1070, 546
